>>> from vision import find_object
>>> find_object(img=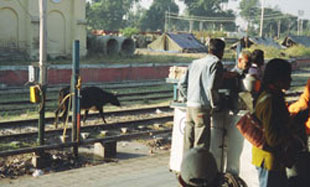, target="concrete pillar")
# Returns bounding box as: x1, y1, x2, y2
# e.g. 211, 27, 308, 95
94, 140, 117, 159
199, 21, 203, 31
32, 151, 50, 169
189, 20, 194, 33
